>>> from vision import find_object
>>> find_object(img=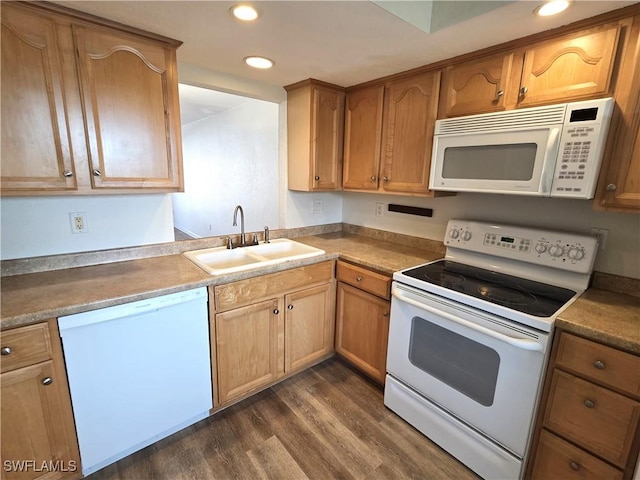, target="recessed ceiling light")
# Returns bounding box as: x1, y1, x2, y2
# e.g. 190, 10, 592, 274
534, 0, 571, 16
244, 56, 275, 69
230, 4, 259, 21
